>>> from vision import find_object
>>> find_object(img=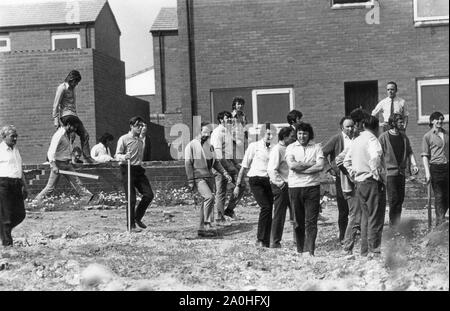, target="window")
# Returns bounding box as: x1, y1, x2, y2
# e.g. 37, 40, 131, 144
0, 35, 10, 52
51, 33, 80, 50
251, 88, 295, 130
417, 78, 449, 124
414, 0, 449, 26
331, 0, 375, 9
